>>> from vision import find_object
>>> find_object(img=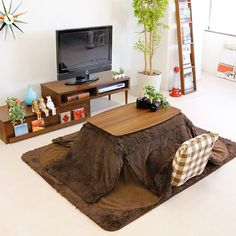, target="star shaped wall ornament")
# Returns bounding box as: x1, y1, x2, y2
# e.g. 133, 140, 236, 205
0, 0, 27, 40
